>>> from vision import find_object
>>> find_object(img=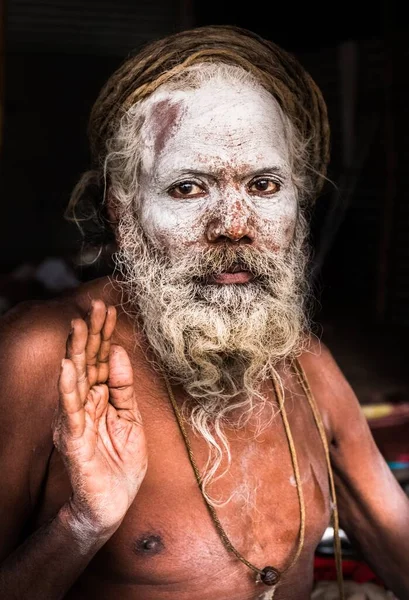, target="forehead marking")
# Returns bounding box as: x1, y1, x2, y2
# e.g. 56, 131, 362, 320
150, 98, 184, 157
